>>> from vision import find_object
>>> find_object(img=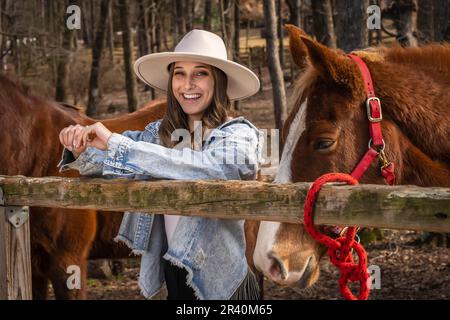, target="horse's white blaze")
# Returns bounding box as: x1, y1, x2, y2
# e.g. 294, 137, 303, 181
254, 100, 308, 279
253, 221, 280, 273
274, 99, 308, 183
